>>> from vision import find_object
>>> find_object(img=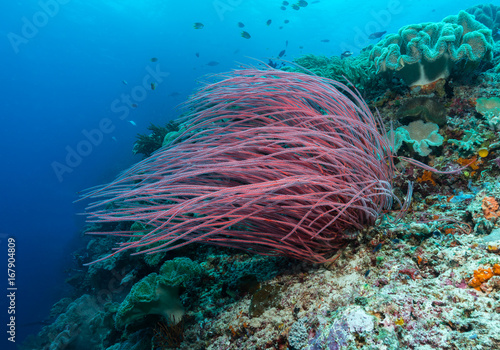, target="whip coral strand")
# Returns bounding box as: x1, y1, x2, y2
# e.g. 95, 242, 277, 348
80, 69, 409, 264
